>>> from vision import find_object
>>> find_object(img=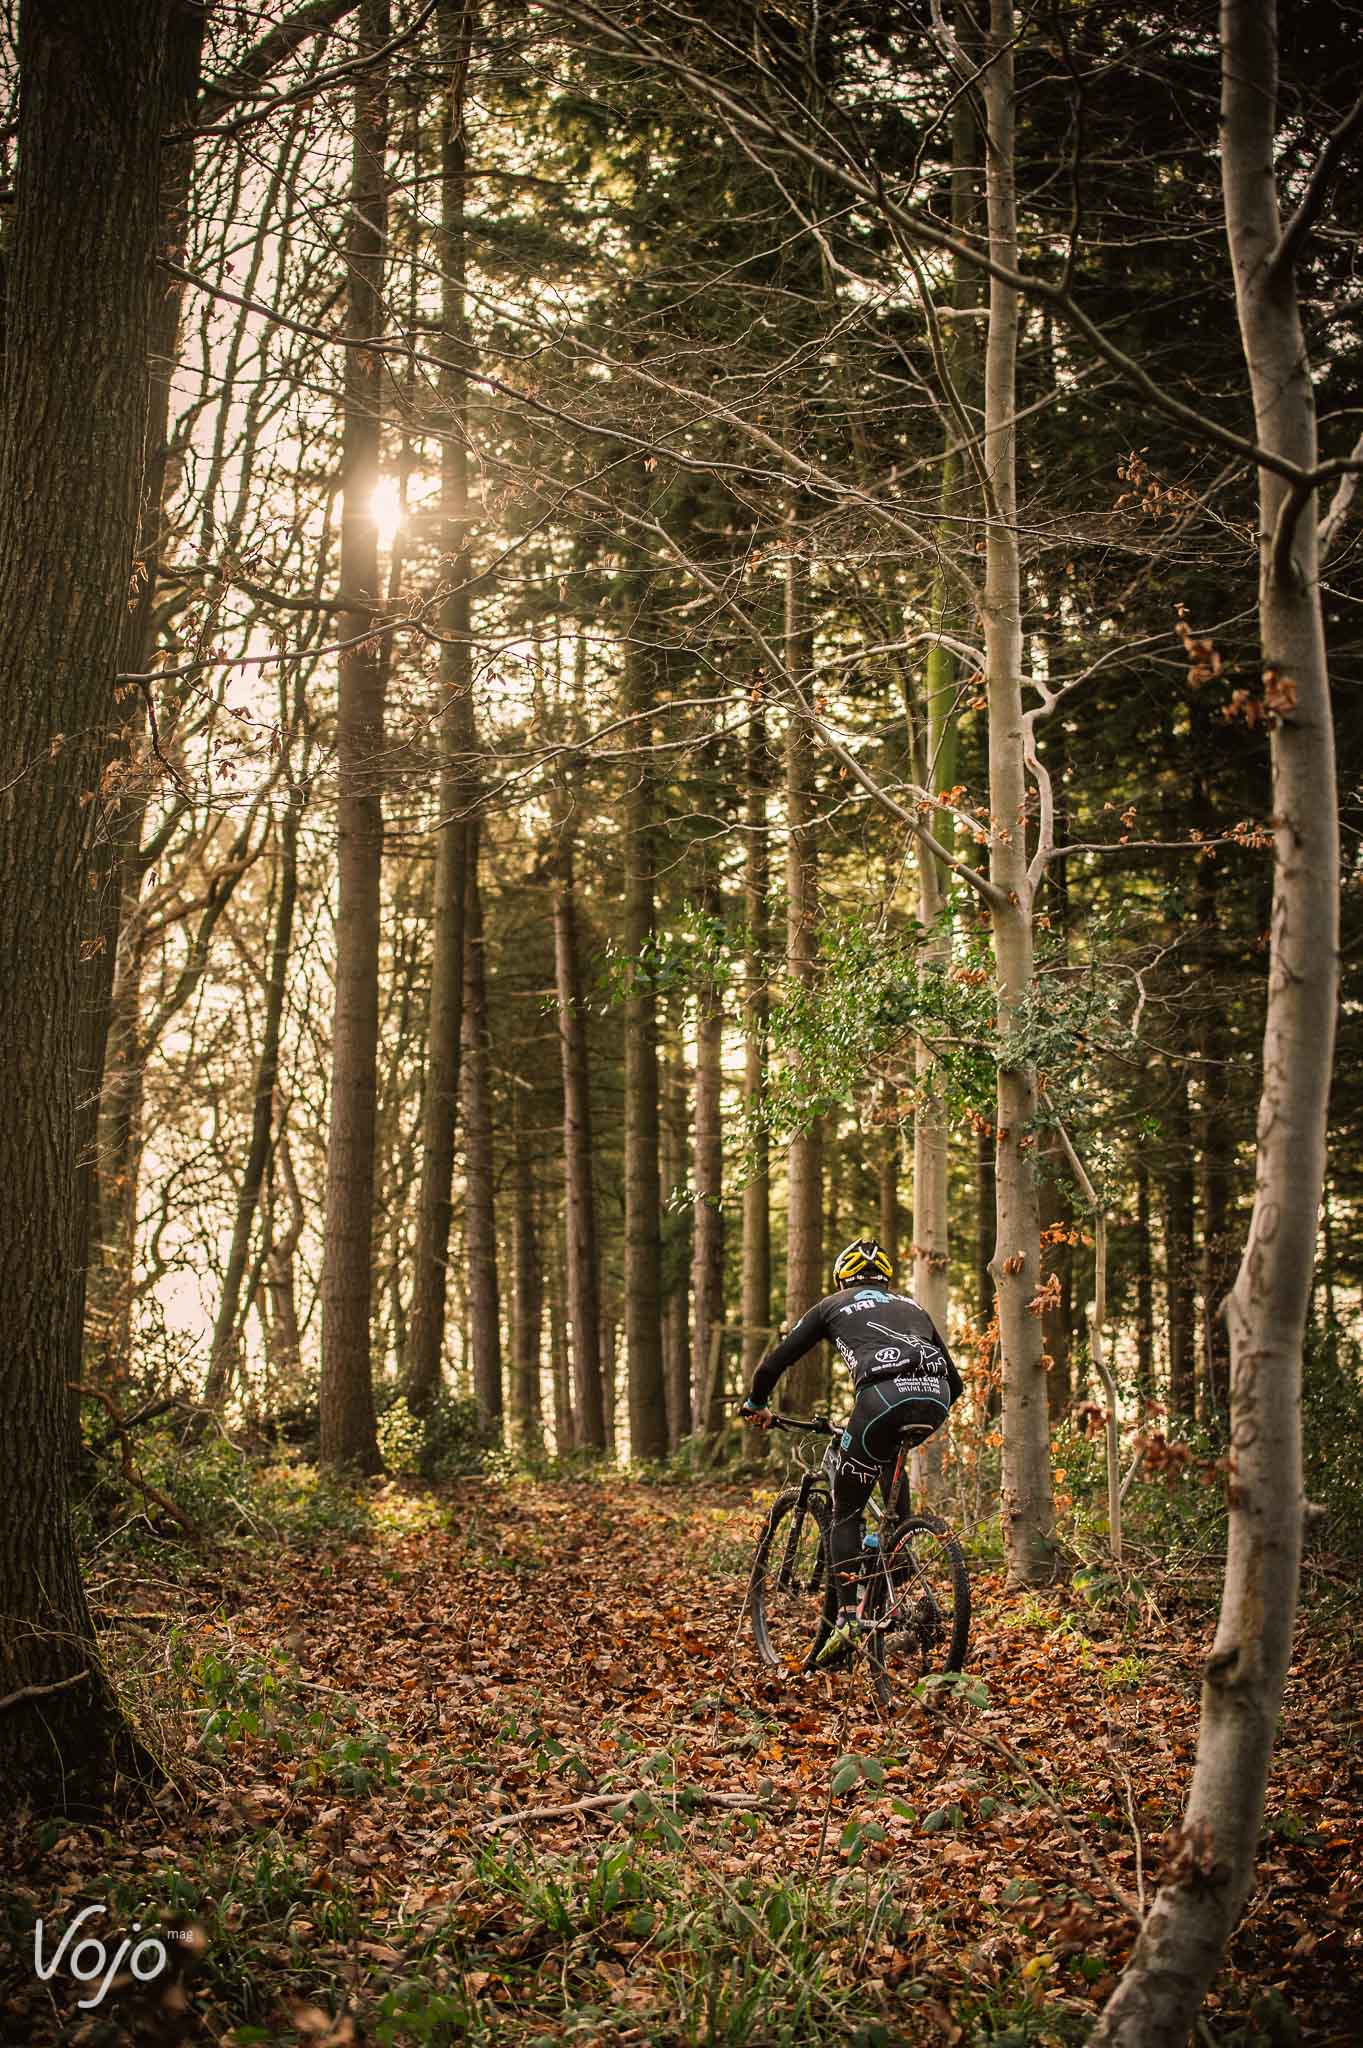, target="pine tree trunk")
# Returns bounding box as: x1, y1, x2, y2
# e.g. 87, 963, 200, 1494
692, 865, 726, 1434
406, 0, 477, 1416
783, 537, 824, 1409
461, 830, 502, 1427
320, 0, 389, 1474
1094, 3, 1338, 2034
742, 704, 772, 1380
551, 816, 607, 1447
660, 1004, 691, 1445
982, 0, 1053, 1585
510, 1090, 543, 1453
623, 636, 668, 1457
0, 0, 188, 1810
